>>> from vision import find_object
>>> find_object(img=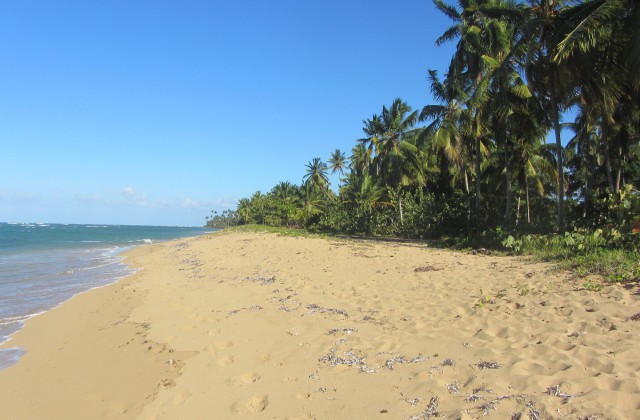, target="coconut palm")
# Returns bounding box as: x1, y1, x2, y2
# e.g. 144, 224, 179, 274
433, 0, 504, 224
485, 0, 576, 229
359, 98, 421, 224
554, 0, 640, 89
421, 69, 476, 212
302, 158, 330, 192
328, 149, 348, 187
328, 149, 347, 176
